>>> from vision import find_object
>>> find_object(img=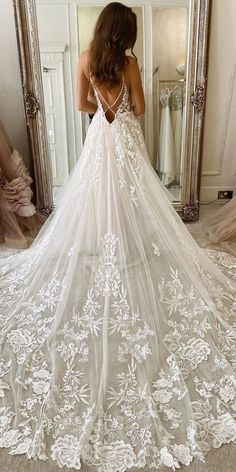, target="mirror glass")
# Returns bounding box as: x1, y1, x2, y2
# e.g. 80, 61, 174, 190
36, 1, 81, 197
35, 1, 189, 203
152, 5, 189, 201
